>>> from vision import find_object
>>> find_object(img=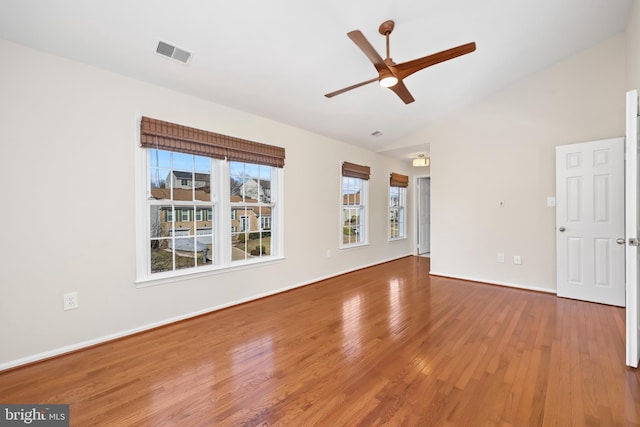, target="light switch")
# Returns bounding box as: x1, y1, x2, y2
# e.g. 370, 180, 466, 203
547, 197, 556, 207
